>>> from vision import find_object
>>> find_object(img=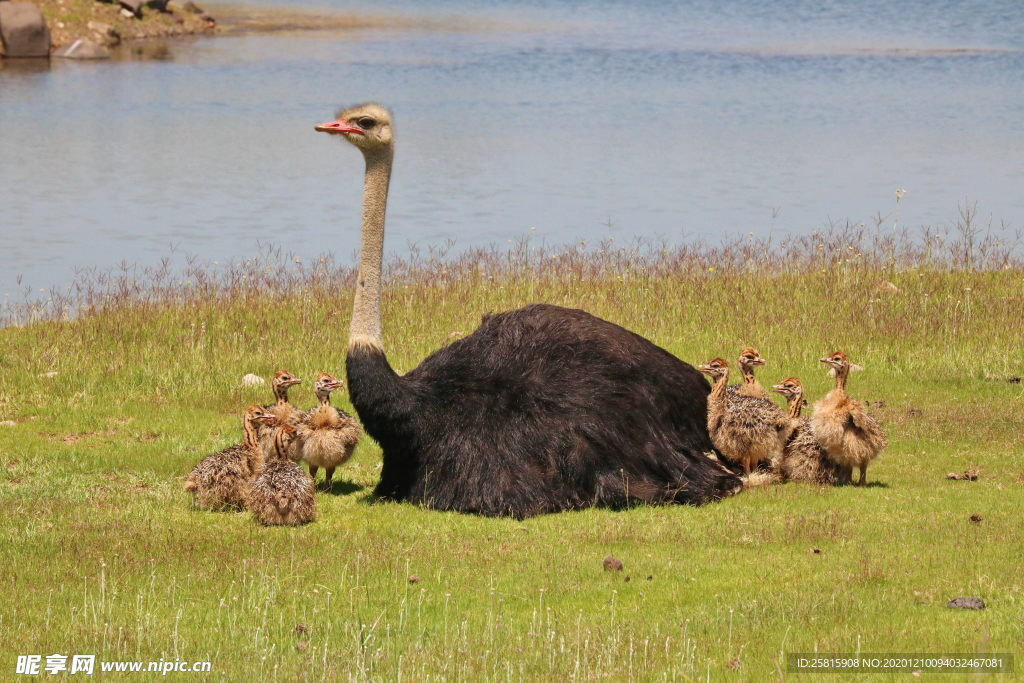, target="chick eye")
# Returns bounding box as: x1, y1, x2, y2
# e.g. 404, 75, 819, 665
358, 117, 376, 129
